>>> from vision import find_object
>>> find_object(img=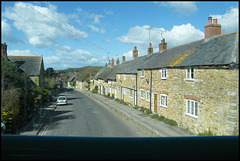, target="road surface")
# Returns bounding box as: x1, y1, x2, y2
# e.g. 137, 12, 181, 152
40, 88, 149, 137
